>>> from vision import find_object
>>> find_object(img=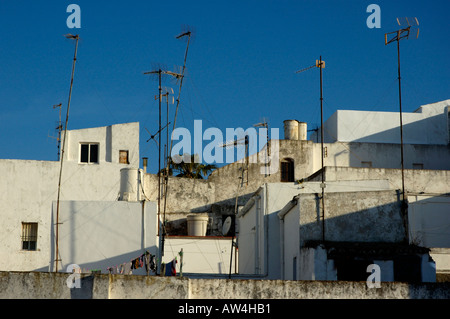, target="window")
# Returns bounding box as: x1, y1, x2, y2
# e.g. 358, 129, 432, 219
280, 158, 294, 182
119, 150, 129, 164
361, 161, 373, 168
21, 223, 38, 251
80, 143, 99, 164
413, 163, 424, 170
